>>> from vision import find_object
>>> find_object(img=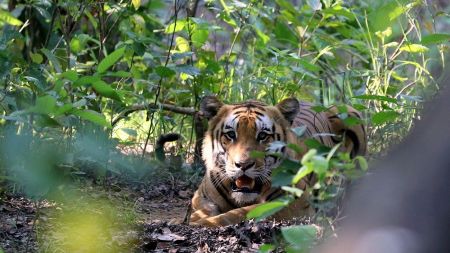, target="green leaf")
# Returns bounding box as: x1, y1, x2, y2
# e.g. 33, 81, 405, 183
250, 150, 266, 159
97, 47, 126, 73
92, 81, 122, 101
352, 103, 368, 111
400, 44, 429, 53
312, 156, 328, 174
192, 29, 209, 48
343, 116, 363, 126
369, 2, 407, 32
353, 94, 397, 103
73, 75, 101, 87
30, 53, 43, 64
421, 33, 450, 45
28, 95, 57, 114
258, 244, 275, 253
60, 70, 79, 82
372, 111, 399, 125
254, 27, 270, 45
35, 114, 60, 127
107, 71, 132, 78
155, 66, 176, 78
41, 48, 62, 73
55, 103, 73, 116
354, 156, 368, 171
0, 10, 23, 26
73, 109, 111, 128
294, 58, 321, 72
281, 225, 317, 248
311, 105, 328, 113
246, 201, 288, 221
